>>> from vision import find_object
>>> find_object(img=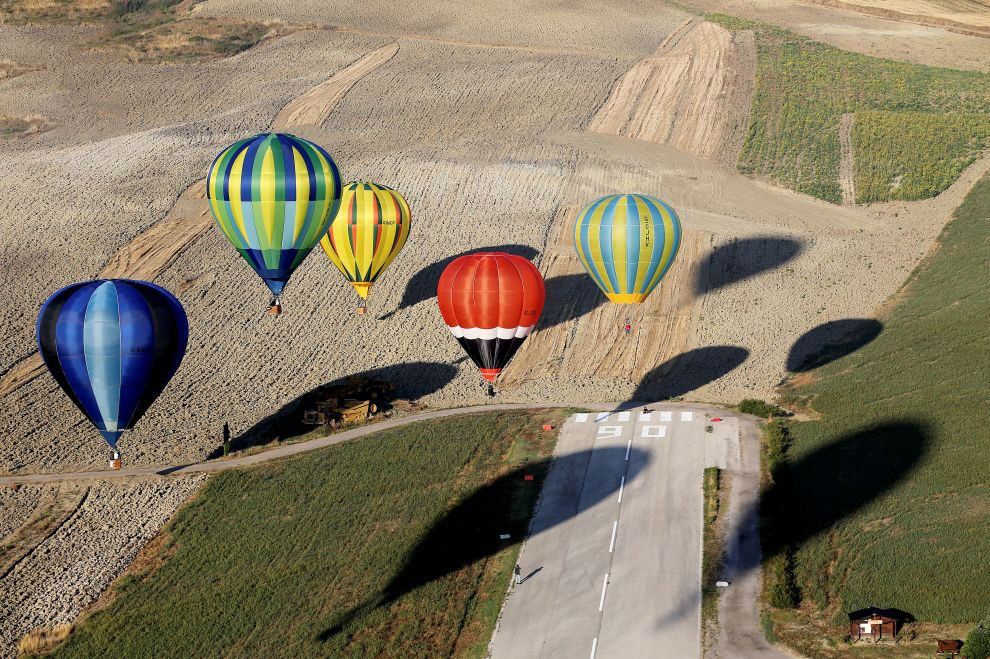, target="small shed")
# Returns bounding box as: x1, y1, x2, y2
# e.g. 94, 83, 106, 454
848, 607, 905, 641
